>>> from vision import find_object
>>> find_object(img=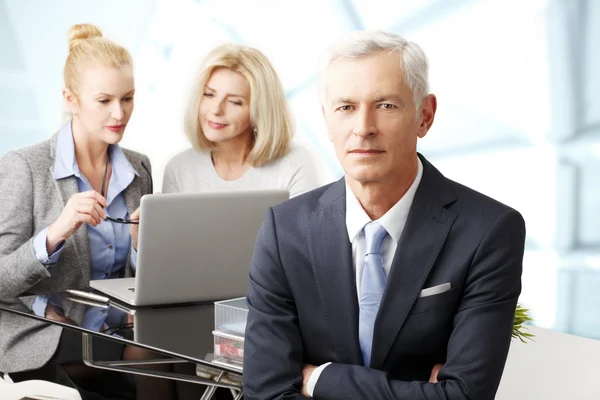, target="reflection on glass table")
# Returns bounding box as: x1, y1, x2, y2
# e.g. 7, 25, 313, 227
0, 291, 244, 399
